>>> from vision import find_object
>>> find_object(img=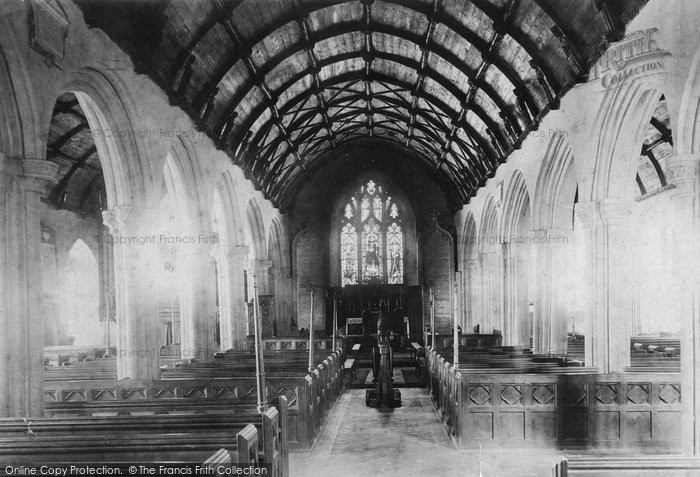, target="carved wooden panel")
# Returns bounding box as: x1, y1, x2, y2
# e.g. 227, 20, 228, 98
627, 383, 650, 405
532, 384, 555, 405
595, 383, 618, 405
248, 295, 274, 338
500, 384, 522, 405
469, 384, 492, 406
